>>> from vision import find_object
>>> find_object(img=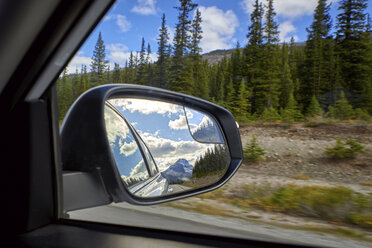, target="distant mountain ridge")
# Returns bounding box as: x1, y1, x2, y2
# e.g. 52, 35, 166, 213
202, 42, 306, 64
161, 159, 193, 184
